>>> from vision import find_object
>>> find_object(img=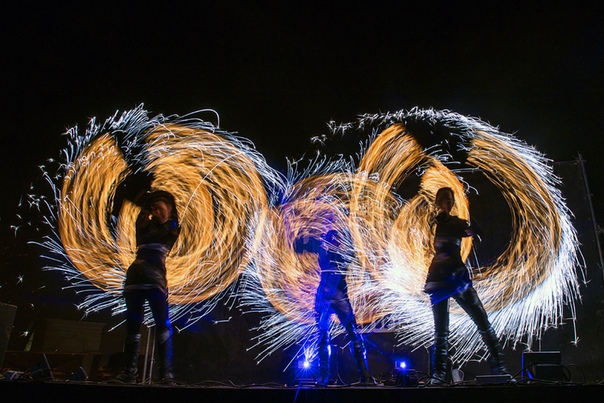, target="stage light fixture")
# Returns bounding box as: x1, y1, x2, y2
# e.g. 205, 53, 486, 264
294, 357, 319, 384
393, 359, 419, 386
